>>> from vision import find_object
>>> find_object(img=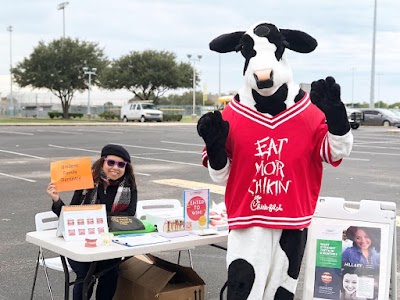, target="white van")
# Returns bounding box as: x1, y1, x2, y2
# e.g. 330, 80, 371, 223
120, 102, 163, 122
